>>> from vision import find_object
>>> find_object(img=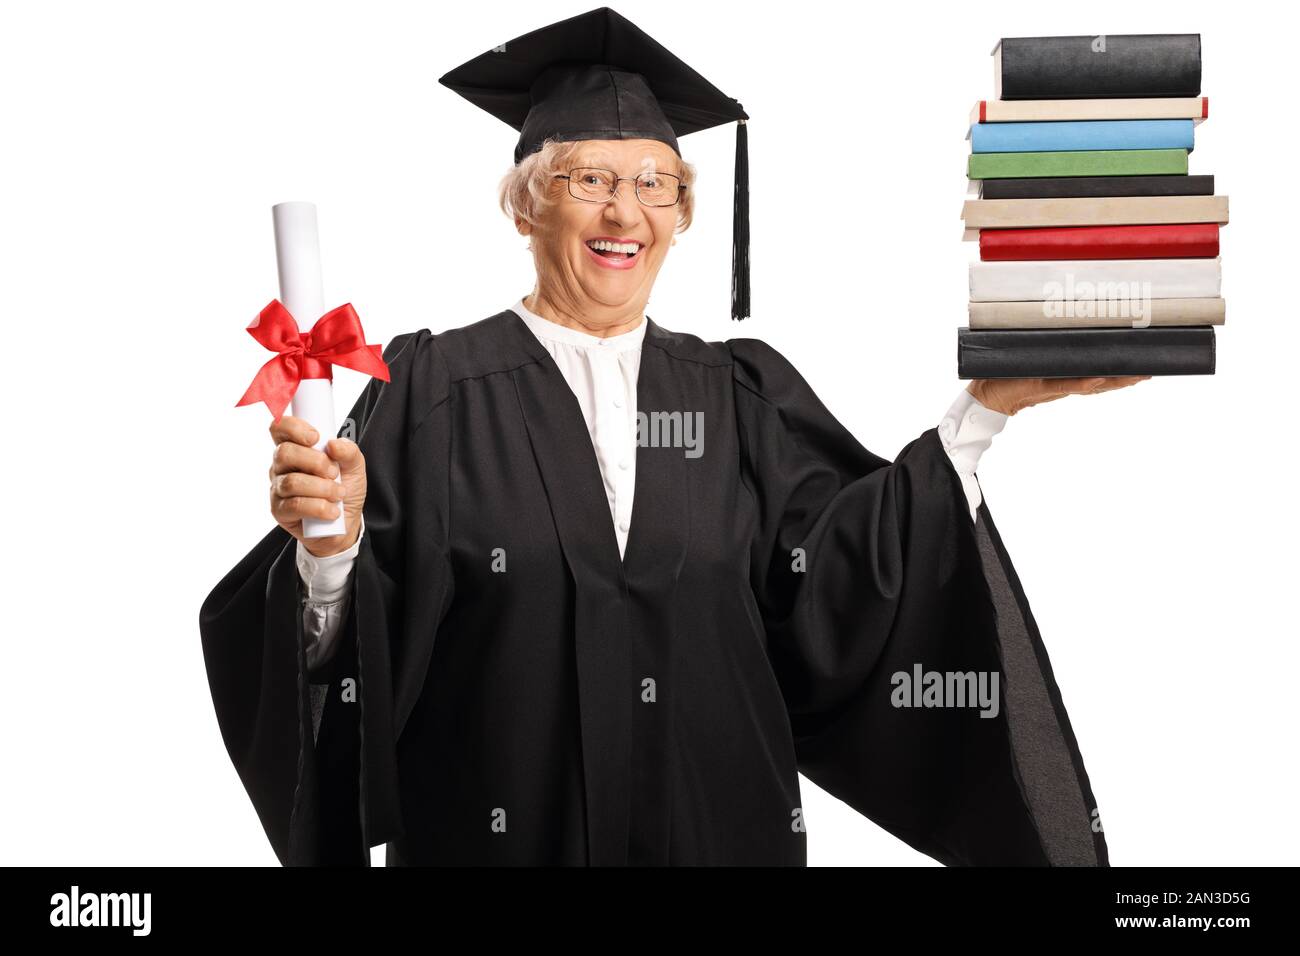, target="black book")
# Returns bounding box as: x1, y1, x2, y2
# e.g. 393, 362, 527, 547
980, 174, 1215, 201
995, 35, 1201, 100
958, 326, 1215, 378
